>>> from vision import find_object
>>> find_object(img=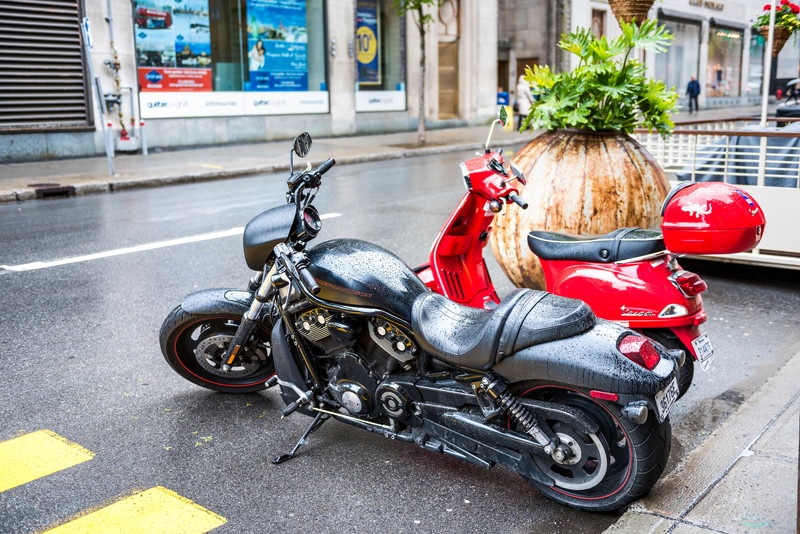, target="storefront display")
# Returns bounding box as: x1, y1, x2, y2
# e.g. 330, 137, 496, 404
707, 25, 743, 98
654, 18, 700, 98
355, 0, 406, 112
134, 0, 328, 118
